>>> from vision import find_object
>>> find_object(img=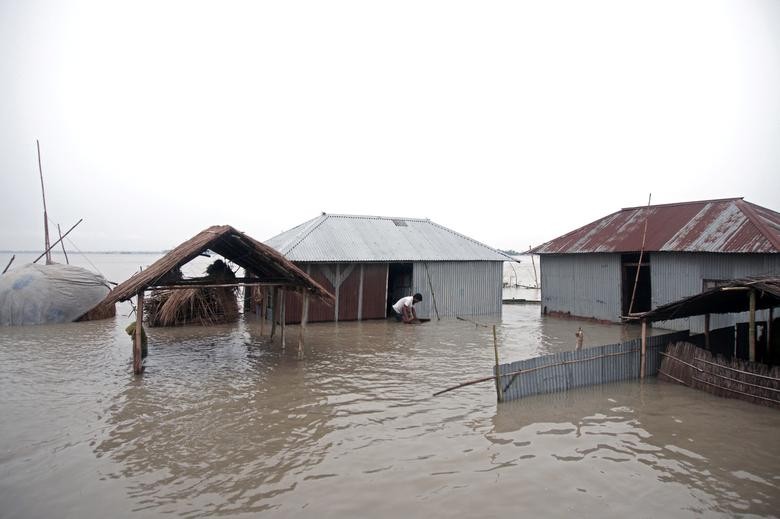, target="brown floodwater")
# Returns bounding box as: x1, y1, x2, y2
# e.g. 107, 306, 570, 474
1, 282, 778, 517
